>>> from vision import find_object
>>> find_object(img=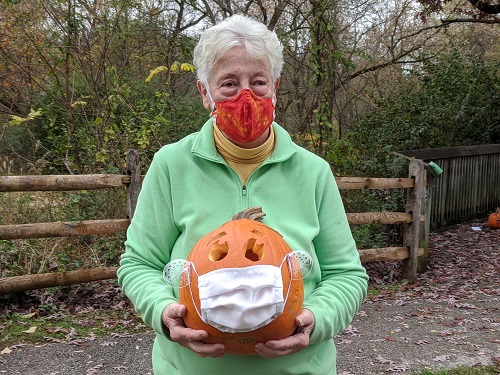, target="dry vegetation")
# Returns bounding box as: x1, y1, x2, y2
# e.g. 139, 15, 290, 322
0, 190, 126, 278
